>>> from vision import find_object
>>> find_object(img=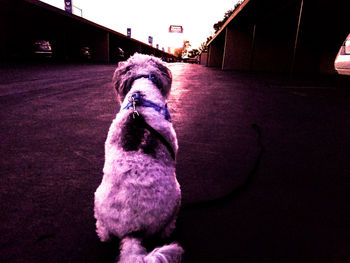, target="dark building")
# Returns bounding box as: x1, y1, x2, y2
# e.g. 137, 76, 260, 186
207, 0, 350, 74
